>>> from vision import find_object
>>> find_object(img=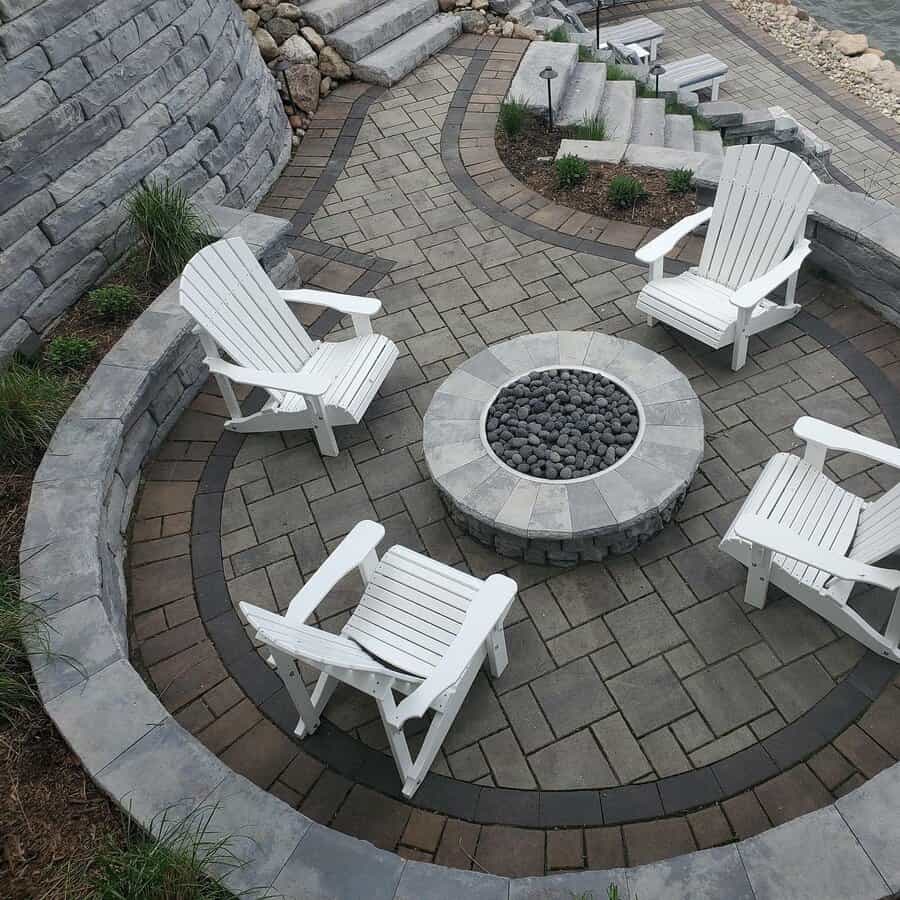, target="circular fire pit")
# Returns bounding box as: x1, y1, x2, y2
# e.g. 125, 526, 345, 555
423, 332, 704, 566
